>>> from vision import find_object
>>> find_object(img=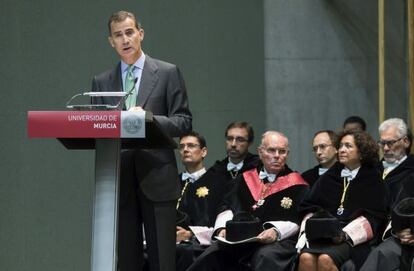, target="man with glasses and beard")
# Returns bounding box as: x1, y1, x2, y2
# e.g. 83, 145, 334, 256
360, 118, 414, 271
209, 121, 260, 188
